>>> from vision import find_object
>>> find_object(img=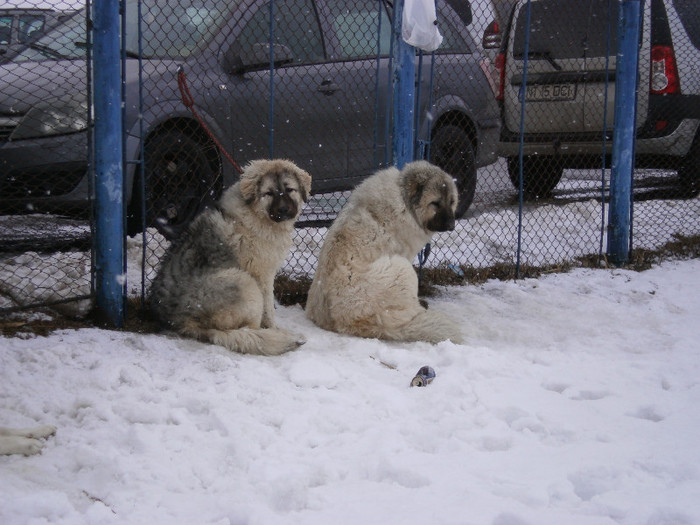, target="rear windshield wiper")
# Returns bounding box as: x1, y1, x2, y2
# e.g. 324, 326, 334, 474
526, 50, 562, 71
